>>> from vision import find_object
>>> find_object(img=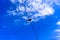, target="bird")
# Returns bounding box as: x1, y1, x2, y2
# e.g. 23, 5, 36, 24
27, 18, 32, 21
